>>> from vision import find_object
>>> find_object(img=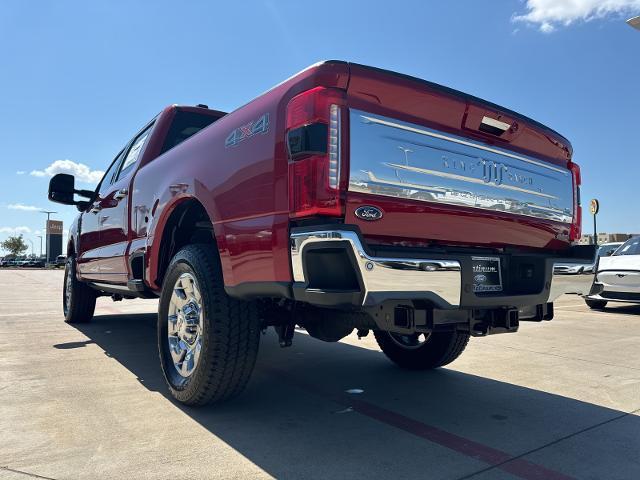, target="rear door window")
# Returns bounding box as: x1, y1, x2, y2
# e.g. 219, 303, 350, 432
114, 124, 154, 182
